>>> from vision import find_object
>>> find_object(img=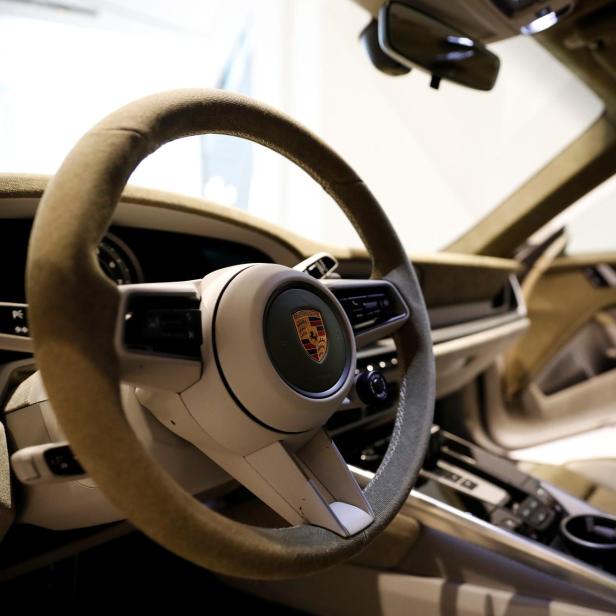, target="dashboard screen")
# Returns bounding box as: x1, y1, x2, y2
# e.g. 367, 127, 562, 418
0, 219, 272, 303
